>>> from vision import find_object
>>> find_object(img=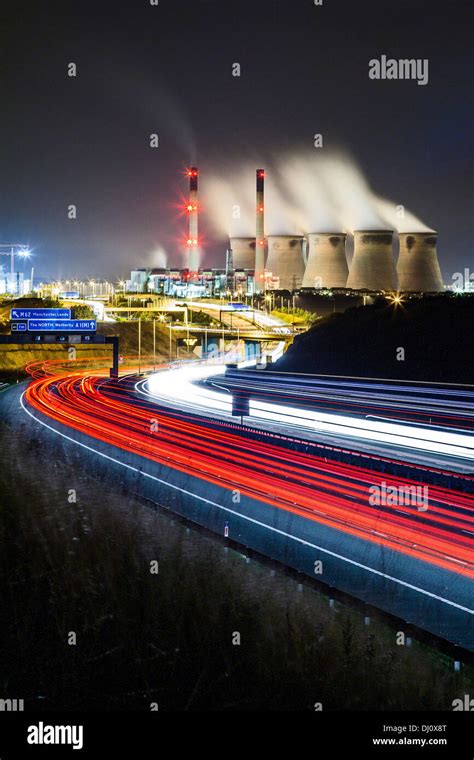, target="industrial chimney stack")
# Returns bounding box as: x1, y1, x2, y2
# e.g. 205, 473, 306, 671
255, 169, 265, 290
187, 167, 199, 272
397, 232, 444, 292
